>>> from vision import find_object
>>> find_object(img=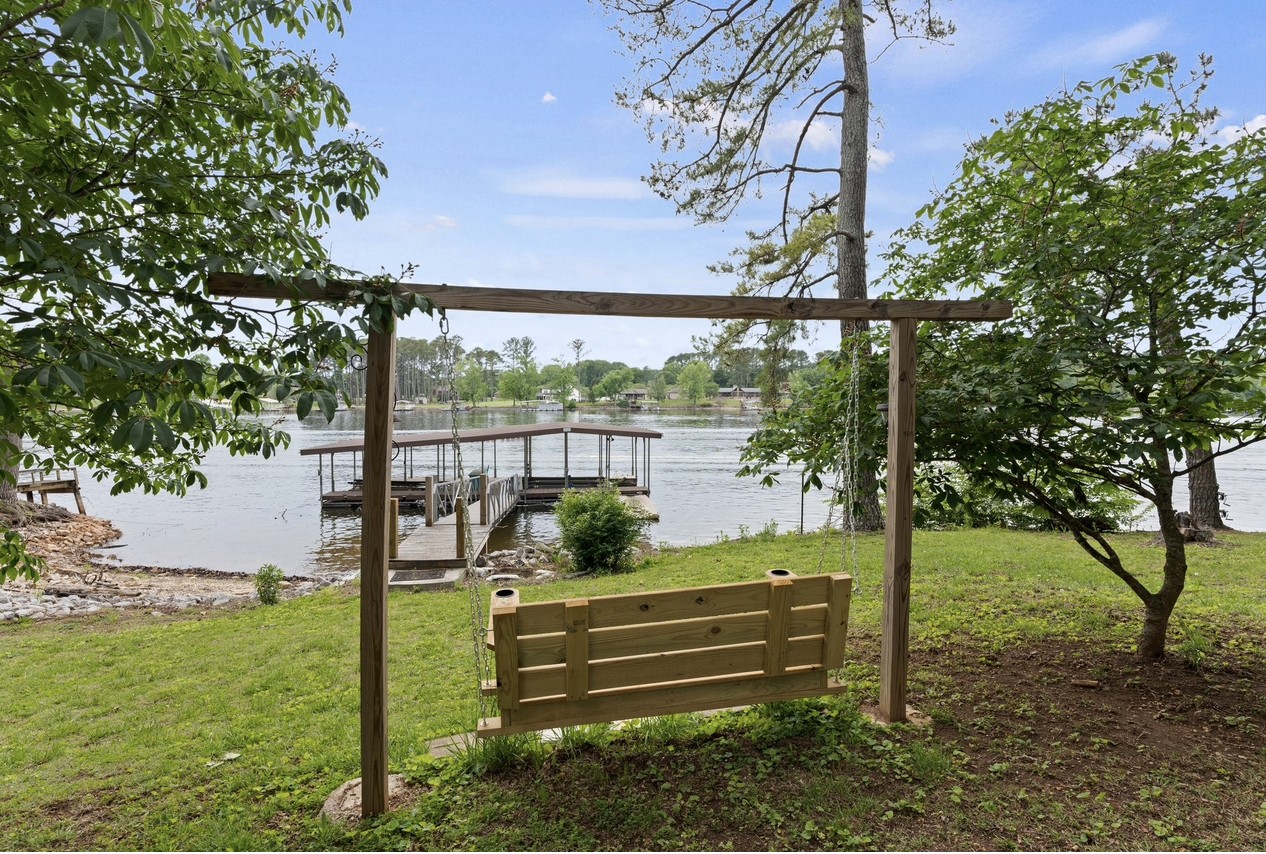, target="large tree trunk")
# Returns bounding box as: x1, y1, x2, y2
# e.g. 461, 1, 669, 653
837, 0, 883, 531
1187, 446, 1231, 530
836, 0, 868, 309
0, 431, 20, 505
1140, 487, 1189, 659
